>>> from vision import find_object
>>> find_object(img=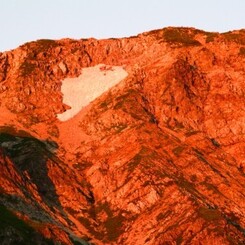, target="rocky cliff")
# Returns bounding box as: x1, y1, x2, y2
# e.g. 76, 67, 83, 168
0, 27, 245, 244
